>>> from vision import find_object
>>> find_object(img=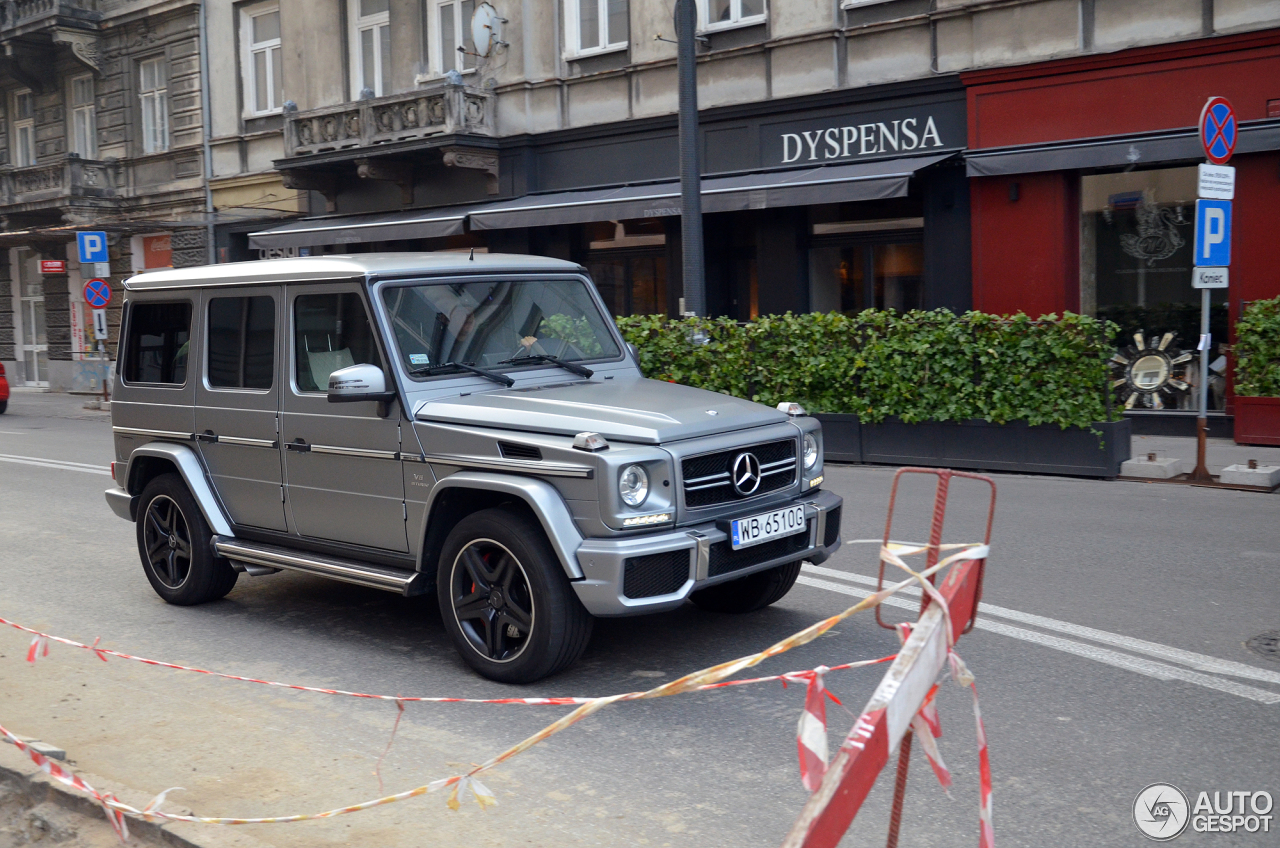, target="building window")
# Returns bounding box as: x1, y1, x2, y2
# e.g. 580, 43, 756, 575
349, 0, 390, 98
699, 0, 765, 30
12, 89, 35, 167
433, 0, 476, 75
139, 57, 169, 153
241, 2, 283, 116
70, 76, 96, 158
566, 0, 628, 57
1080, 168, 1227, 412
